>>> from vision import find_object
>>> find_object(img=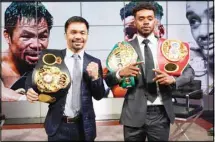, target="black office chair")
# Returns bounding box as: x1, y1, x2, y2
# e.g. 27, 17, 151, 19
170, 80, 204, 141
0, 99, 5, 129
0, 114, 5, 129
